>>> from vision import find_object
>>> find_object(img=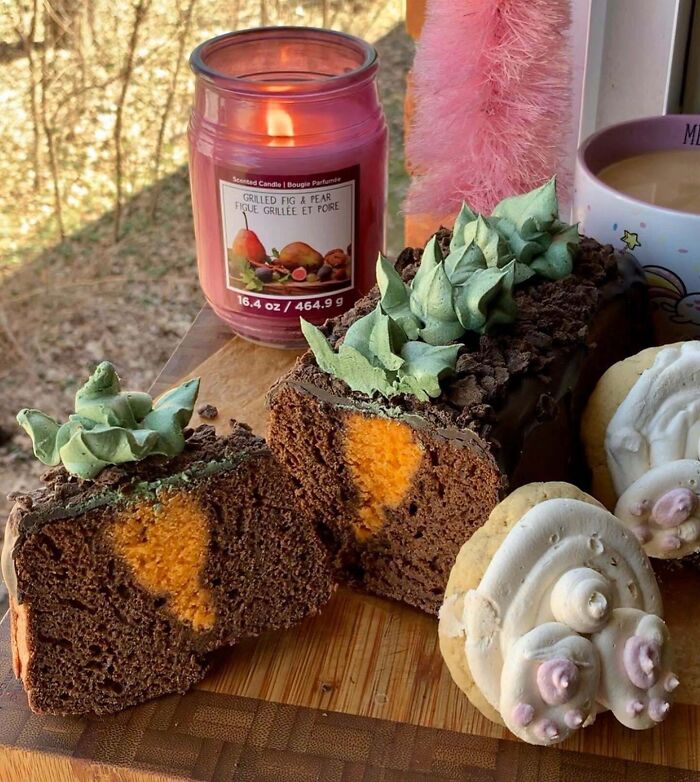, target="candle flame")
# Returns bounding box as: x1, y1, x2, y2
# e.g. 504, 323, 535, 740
266, 104, 295, 147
